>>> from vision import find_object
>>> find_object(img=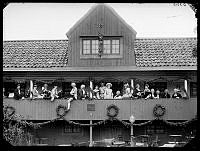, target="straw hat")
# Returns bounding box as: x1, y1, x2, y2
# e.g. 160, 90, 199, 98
71, 83, 76, 86
106, 83, 112, 87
